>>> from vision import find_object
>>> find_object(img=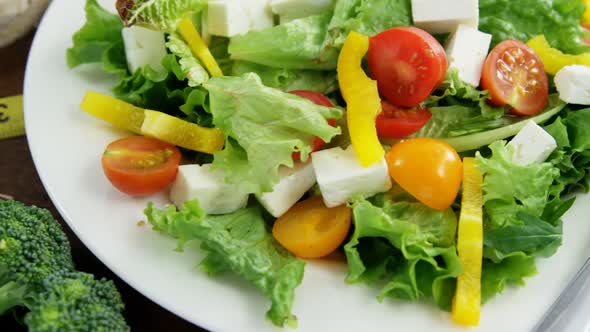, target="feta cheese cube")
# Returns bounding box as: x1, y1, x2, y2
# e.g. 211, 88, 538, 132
122, 26, 167, 74
271, 0, 333, 20
208, 0, 274, 37
256, 162, 316, 217
170, 164, 249, 215
508, 121, 557, 166
445, 25, 492, 86
411, 0, 479, 34
555, 65, 590, 105
312, 146, 392, 208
